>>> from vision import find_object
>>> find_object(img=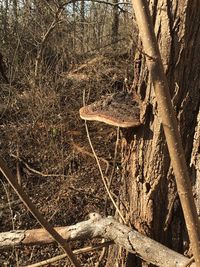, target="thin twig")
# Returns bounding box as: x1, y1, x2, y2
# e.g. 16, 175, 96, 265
182, 257, 195, 267
0, 199, 22, 210
0, 157, 81, 267
104, 127, 120, 215
59, 114, 65, 180
34, 5, 64, 78
95, 239, 108, 267
62, 0, 129, 13
83, 91, 126, 224
108, 127, 120, 188
0, 180, 15, 230
68, 186, 103, 201
73, 143, 110, 173
10, 154, 67, 178
16, 142, 21, 186
24, 242, 113, 267
164, 192, 178, 231
99, 127, 120, 267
